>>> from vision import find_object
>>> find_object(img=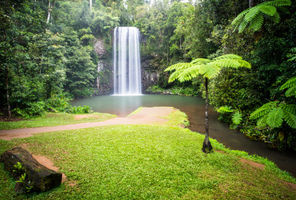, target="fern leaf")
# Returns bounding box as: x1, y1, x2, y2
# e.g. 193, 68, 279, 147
281, 104, 296, 115
271, 11, 280, 23
280, 77, 296, 97
200, 63, 221, 79
165, 62, 192, 72
283, 109, 296, 129
217, 106, 234, 113
266, 107, 284, 128
232, 8, 250, 26
191, 58, 211, 65
250, 101, 278, 119
210, 59, 241, 69
214, 54, 242, 60
266, 0, 291, 7
257, 114, 268, 128
237, 59, 252, 68
232, 111, 242, 125
244, 7, 260, 22
284, 87, 296, 97
248, 14, 264, 32
259, 5, 277, 16
238, 20, 248, 33
280, 77, 296, 90
177, 64, 202, 82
